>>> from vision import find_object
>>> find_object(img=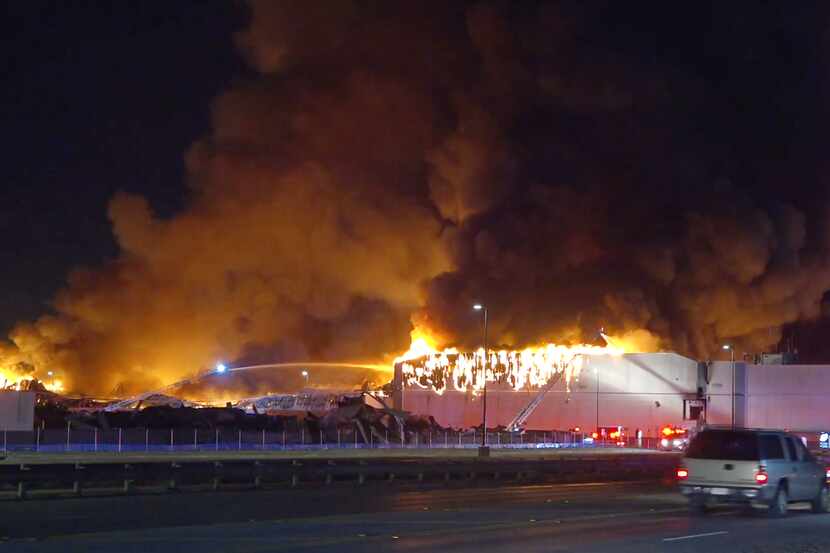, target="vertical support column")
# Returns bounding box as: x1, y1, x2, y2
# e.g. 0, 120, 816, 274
118, 428, 122, 453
